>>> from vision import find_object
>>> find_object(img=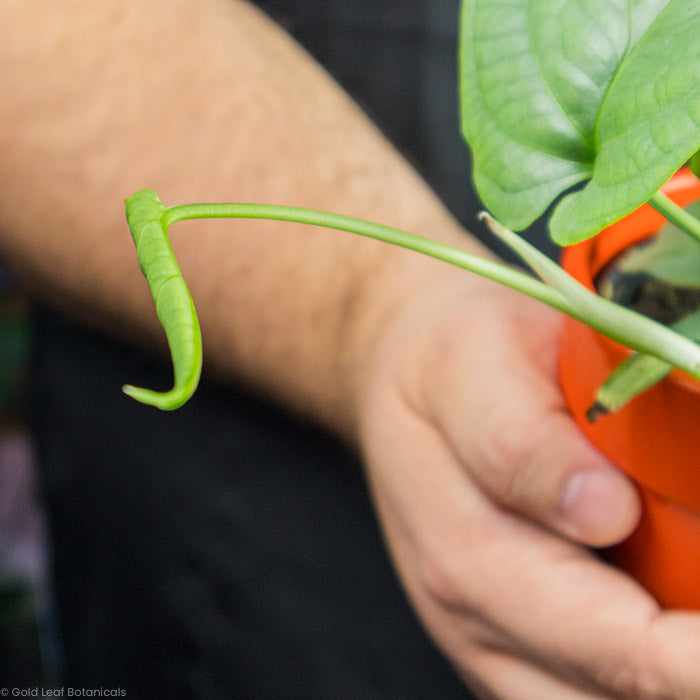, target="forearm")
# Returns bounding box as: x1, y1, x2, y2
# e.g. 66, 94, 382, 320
0, 0, 492, 437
